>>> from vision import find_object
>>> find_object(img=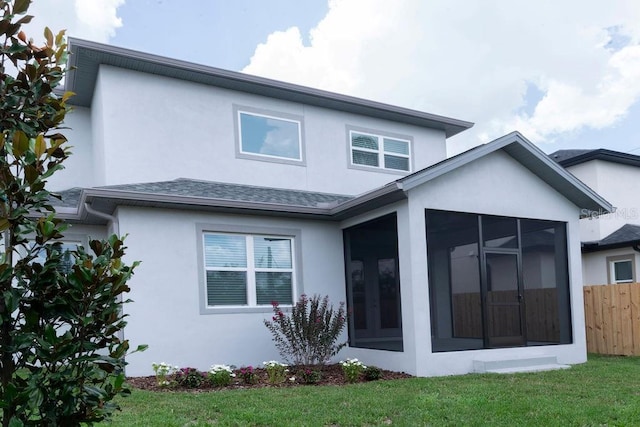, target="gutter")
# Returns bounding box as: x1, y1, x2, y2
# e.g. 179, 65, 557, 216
84, 202, 119, 235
